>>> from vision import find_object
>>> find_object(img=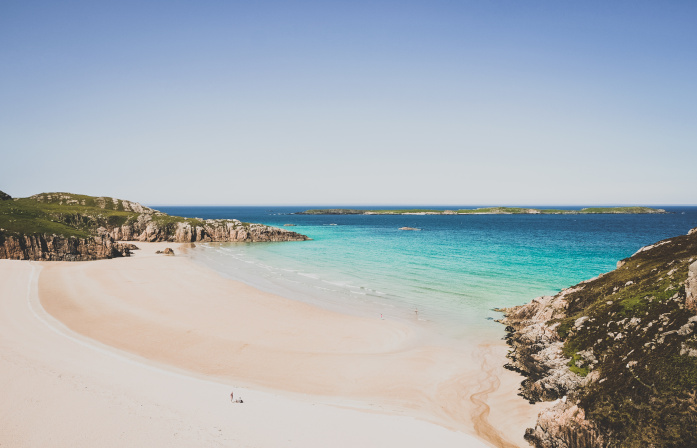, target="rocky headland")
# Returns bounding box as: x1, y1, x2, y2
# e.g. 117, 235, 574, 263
0, 191, 309, 261
500, 227, 697, 447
